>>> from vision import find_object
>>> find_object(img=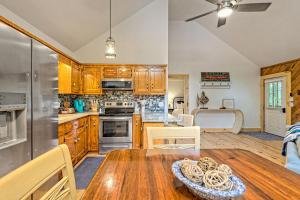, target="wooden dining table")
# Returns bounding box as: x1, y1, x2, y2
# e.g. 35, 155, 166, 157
81, 149, 300, 200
